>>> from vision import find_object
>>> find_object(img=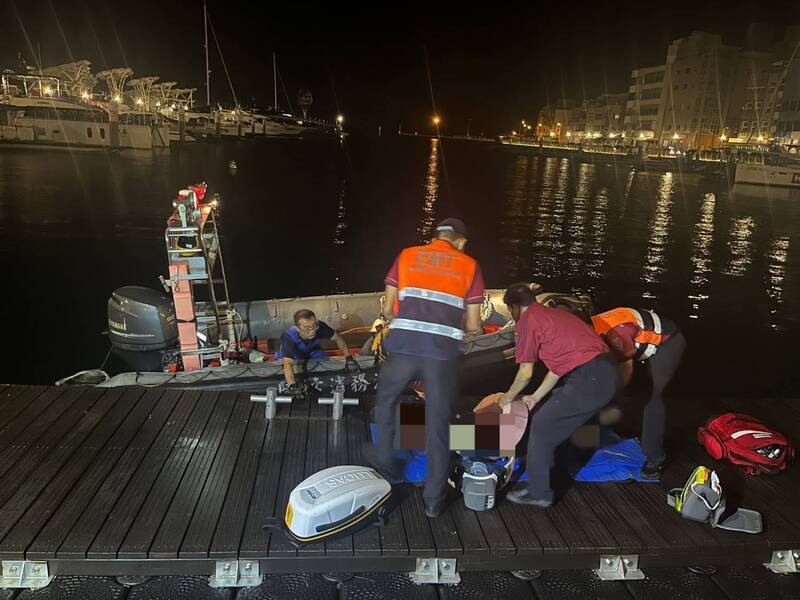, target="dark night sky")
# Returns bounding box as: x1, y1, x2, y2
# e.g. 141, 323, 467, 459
2, 0, 799, 134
